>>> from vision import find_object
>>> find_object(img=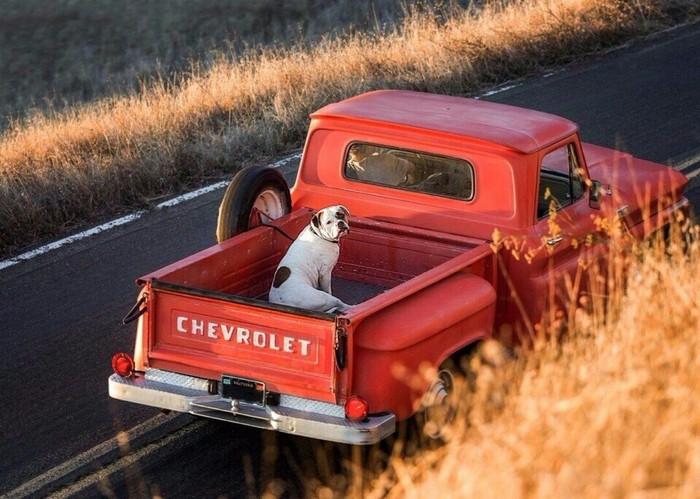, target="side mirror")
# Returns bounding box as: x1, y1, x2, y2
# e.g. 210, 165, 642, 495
589, 180, 602, 209
589, 180, 611, 210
